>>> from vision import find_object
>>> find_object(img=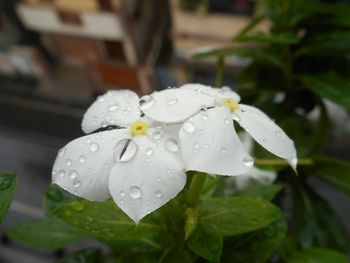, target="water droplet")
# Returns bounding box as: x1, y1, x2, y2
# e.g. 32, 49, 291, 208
155, 190, 163, 198
73, 180, 81, 188
145, 147, 154, 156
224, 118, 231, 124
101, 121, 108, 127
165, 94, 177, 105
123, 108, 131, 115
71, 202, 85, 212
166, 169, 171, 174
263, 224, 277, 238
108, 103, 119, 112
0, 178, 11, 190
69, 170, 78, 180
65, 159, 72, 166
204, 144, 209, 148
90, 142, 99, 152
192, 143, 199, 153
157, 177, 161, 182
116, 140, 138, 163
129, 186, 142, 199
232, 114, 240, 121
52, 170, 57, 176
97, 96, 104, 102
274, 130, 282, 136
201, 110, 209, 120
120, 191, 126, 197
58, 148, 66, 157
119, 199, 124, 204
164, 138, 179, 152
250, 219, 259, 226
221, 147, 227, 153
79, 155, 86, 163
290, 156, 298, 167
243, 156, 254, 167
140, 95, 155, 110
58, 170, 66, 178
183, 121, 195, 133
152, 130, 162, 140
65, 211, 72, 217
46, 188, 63, 201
